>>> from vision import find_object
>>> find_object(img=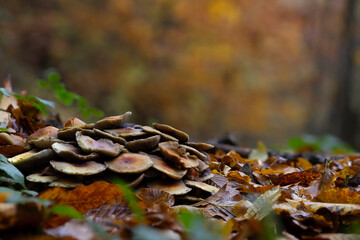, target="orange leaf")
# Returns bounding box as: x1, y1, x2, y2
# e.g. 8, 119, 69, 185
39, 181, 125, 214
272, 171, 322, 186
316, 188, 360, 204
